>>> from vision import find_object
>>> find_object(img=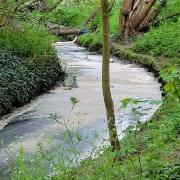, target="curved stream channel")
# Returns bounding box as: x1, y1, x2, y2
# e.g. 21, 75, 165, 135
0, 42, 161, 177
